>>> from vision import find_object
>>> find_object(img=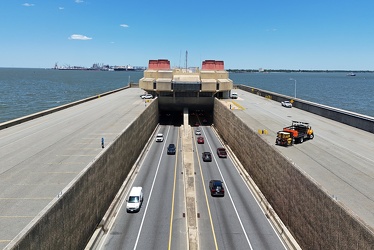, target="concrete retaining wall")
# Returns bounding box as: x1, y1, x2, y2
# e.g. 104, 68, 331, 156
7, 99, 159, 249
236, 85, 374, 133
213, 98, 374, 249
